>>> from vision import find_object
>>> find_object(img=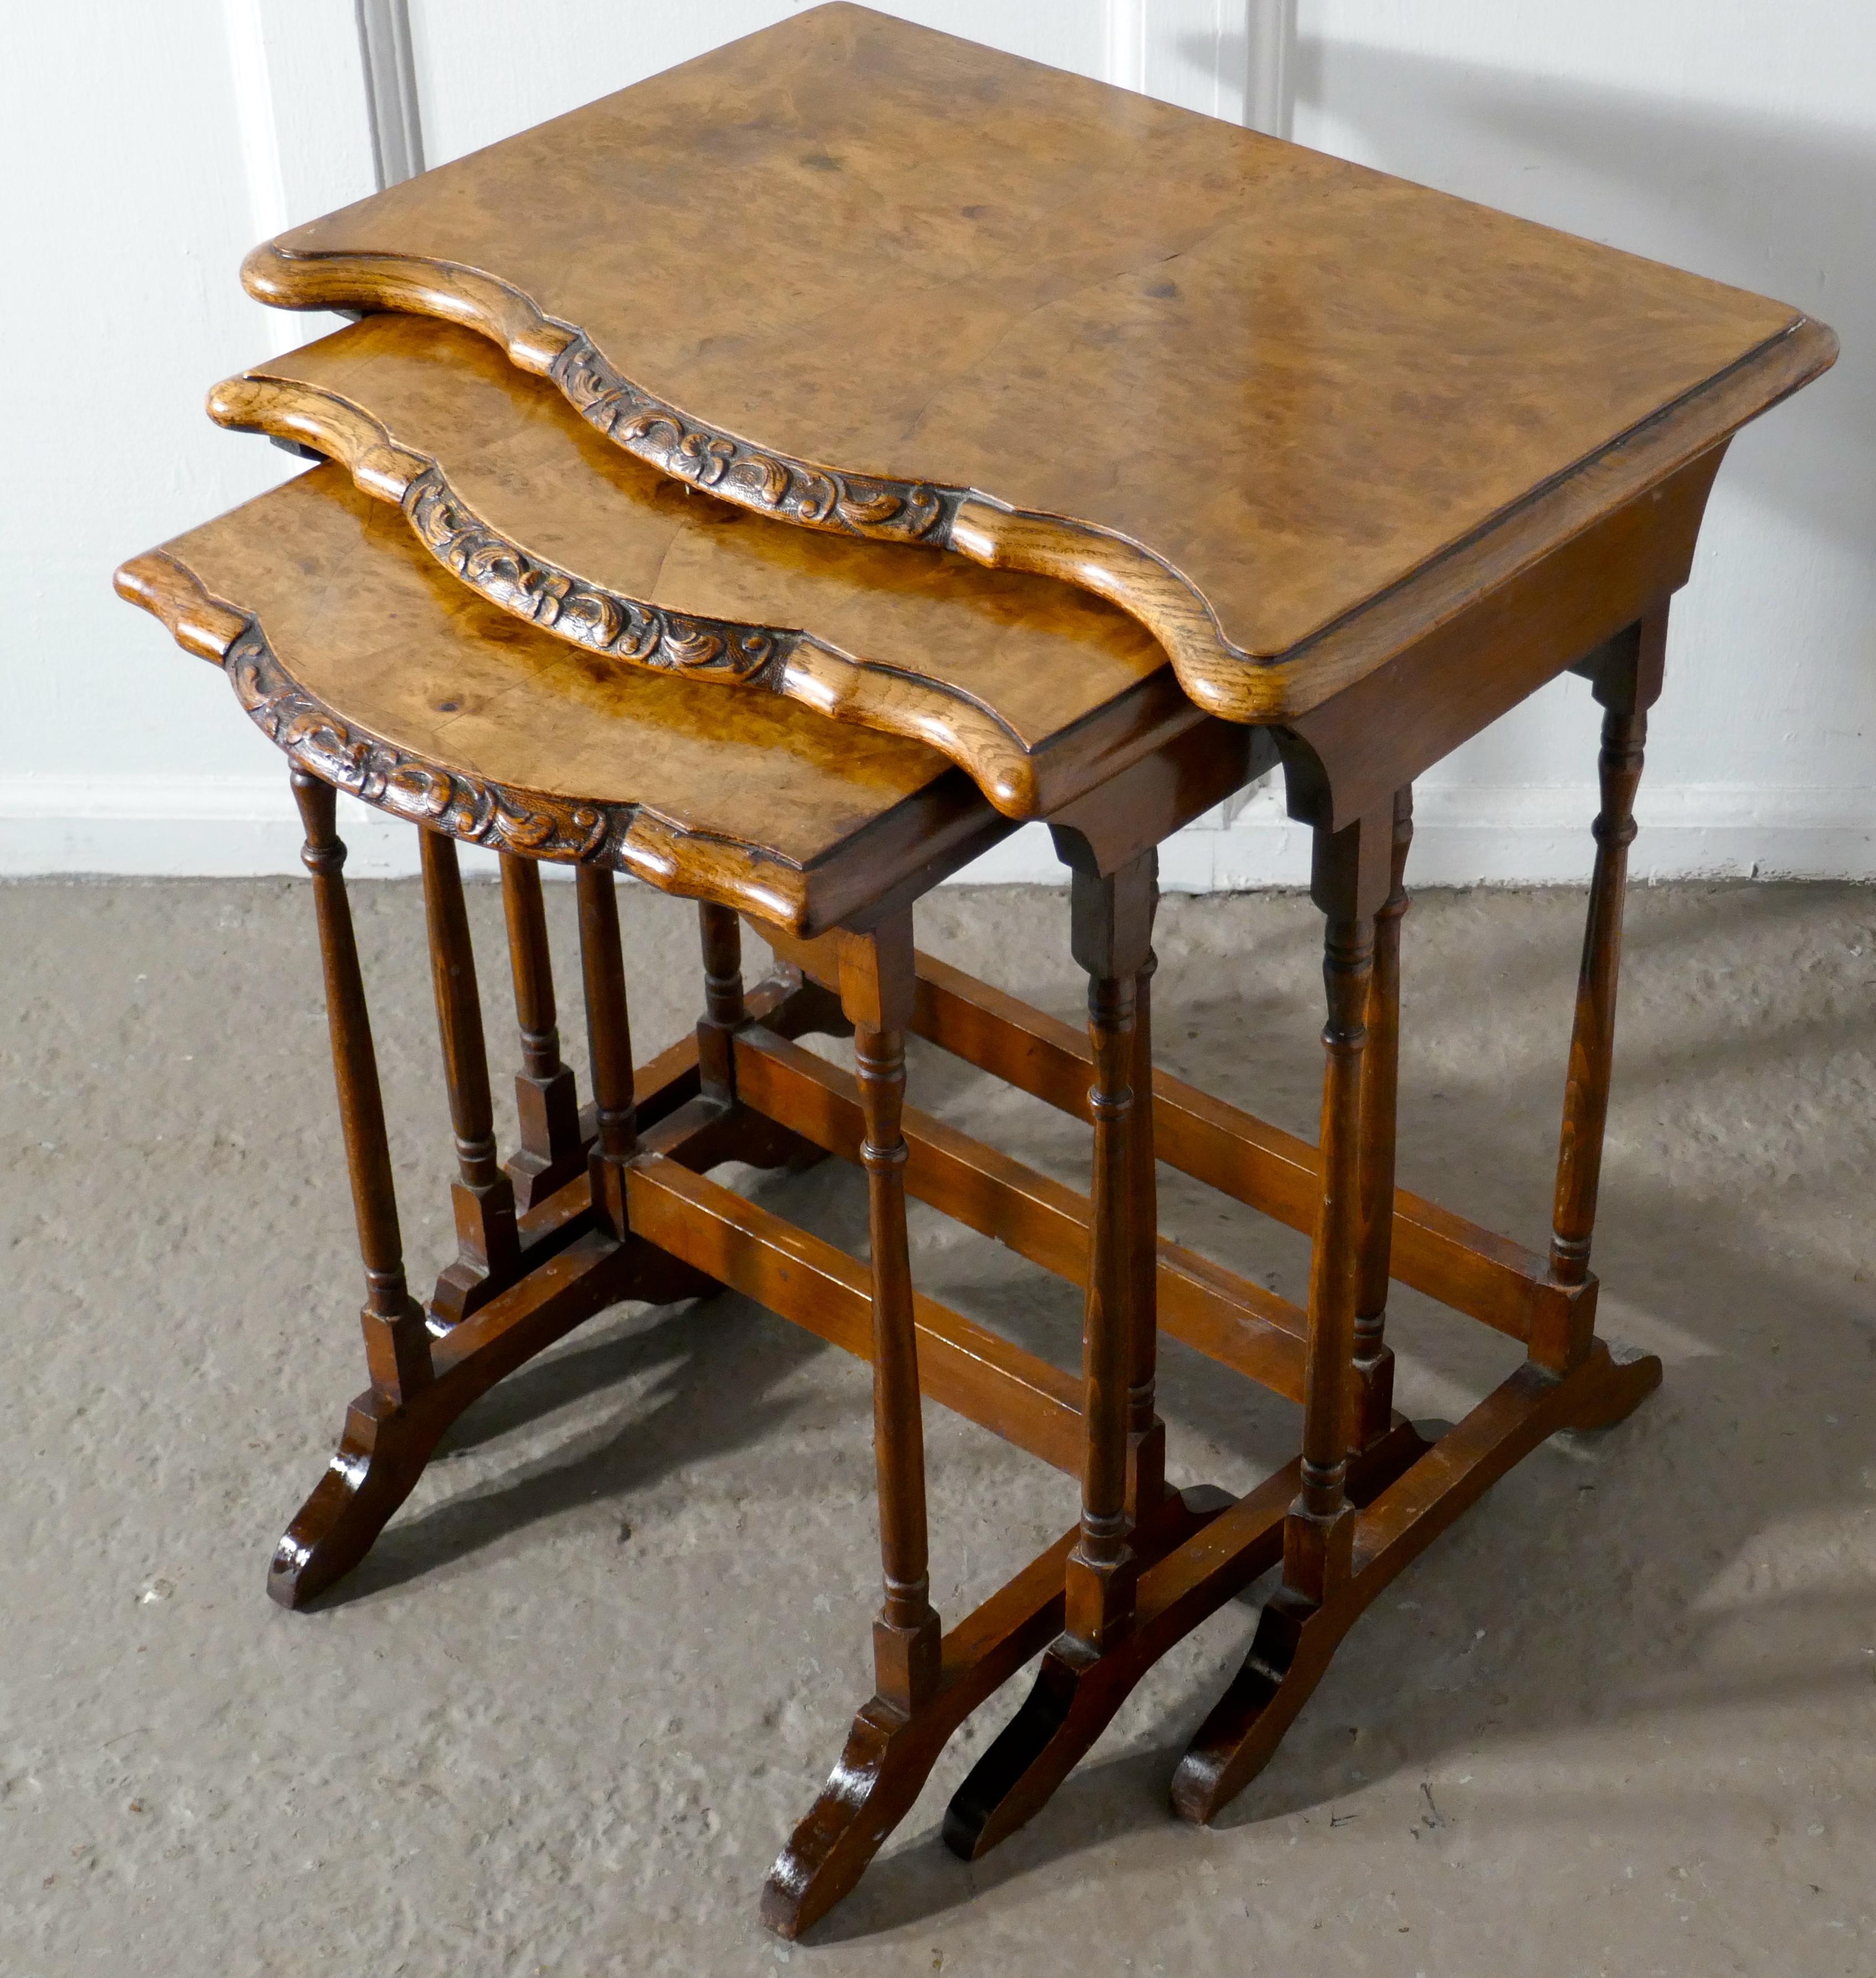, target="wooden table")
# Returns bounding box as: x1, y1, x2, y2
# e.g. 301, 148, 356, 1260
120, 1, 1836, 1940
